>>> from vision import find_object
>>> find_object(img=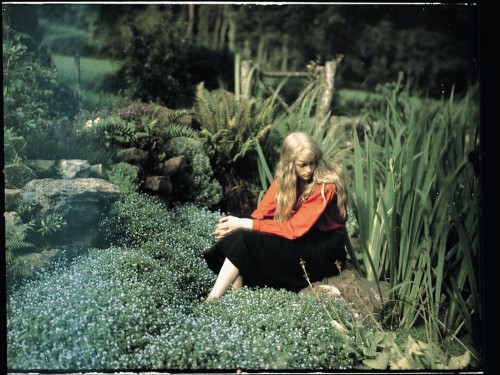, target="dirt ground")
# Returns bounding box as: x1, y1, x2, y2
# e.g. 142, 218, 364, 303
300, 262, 391, 323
